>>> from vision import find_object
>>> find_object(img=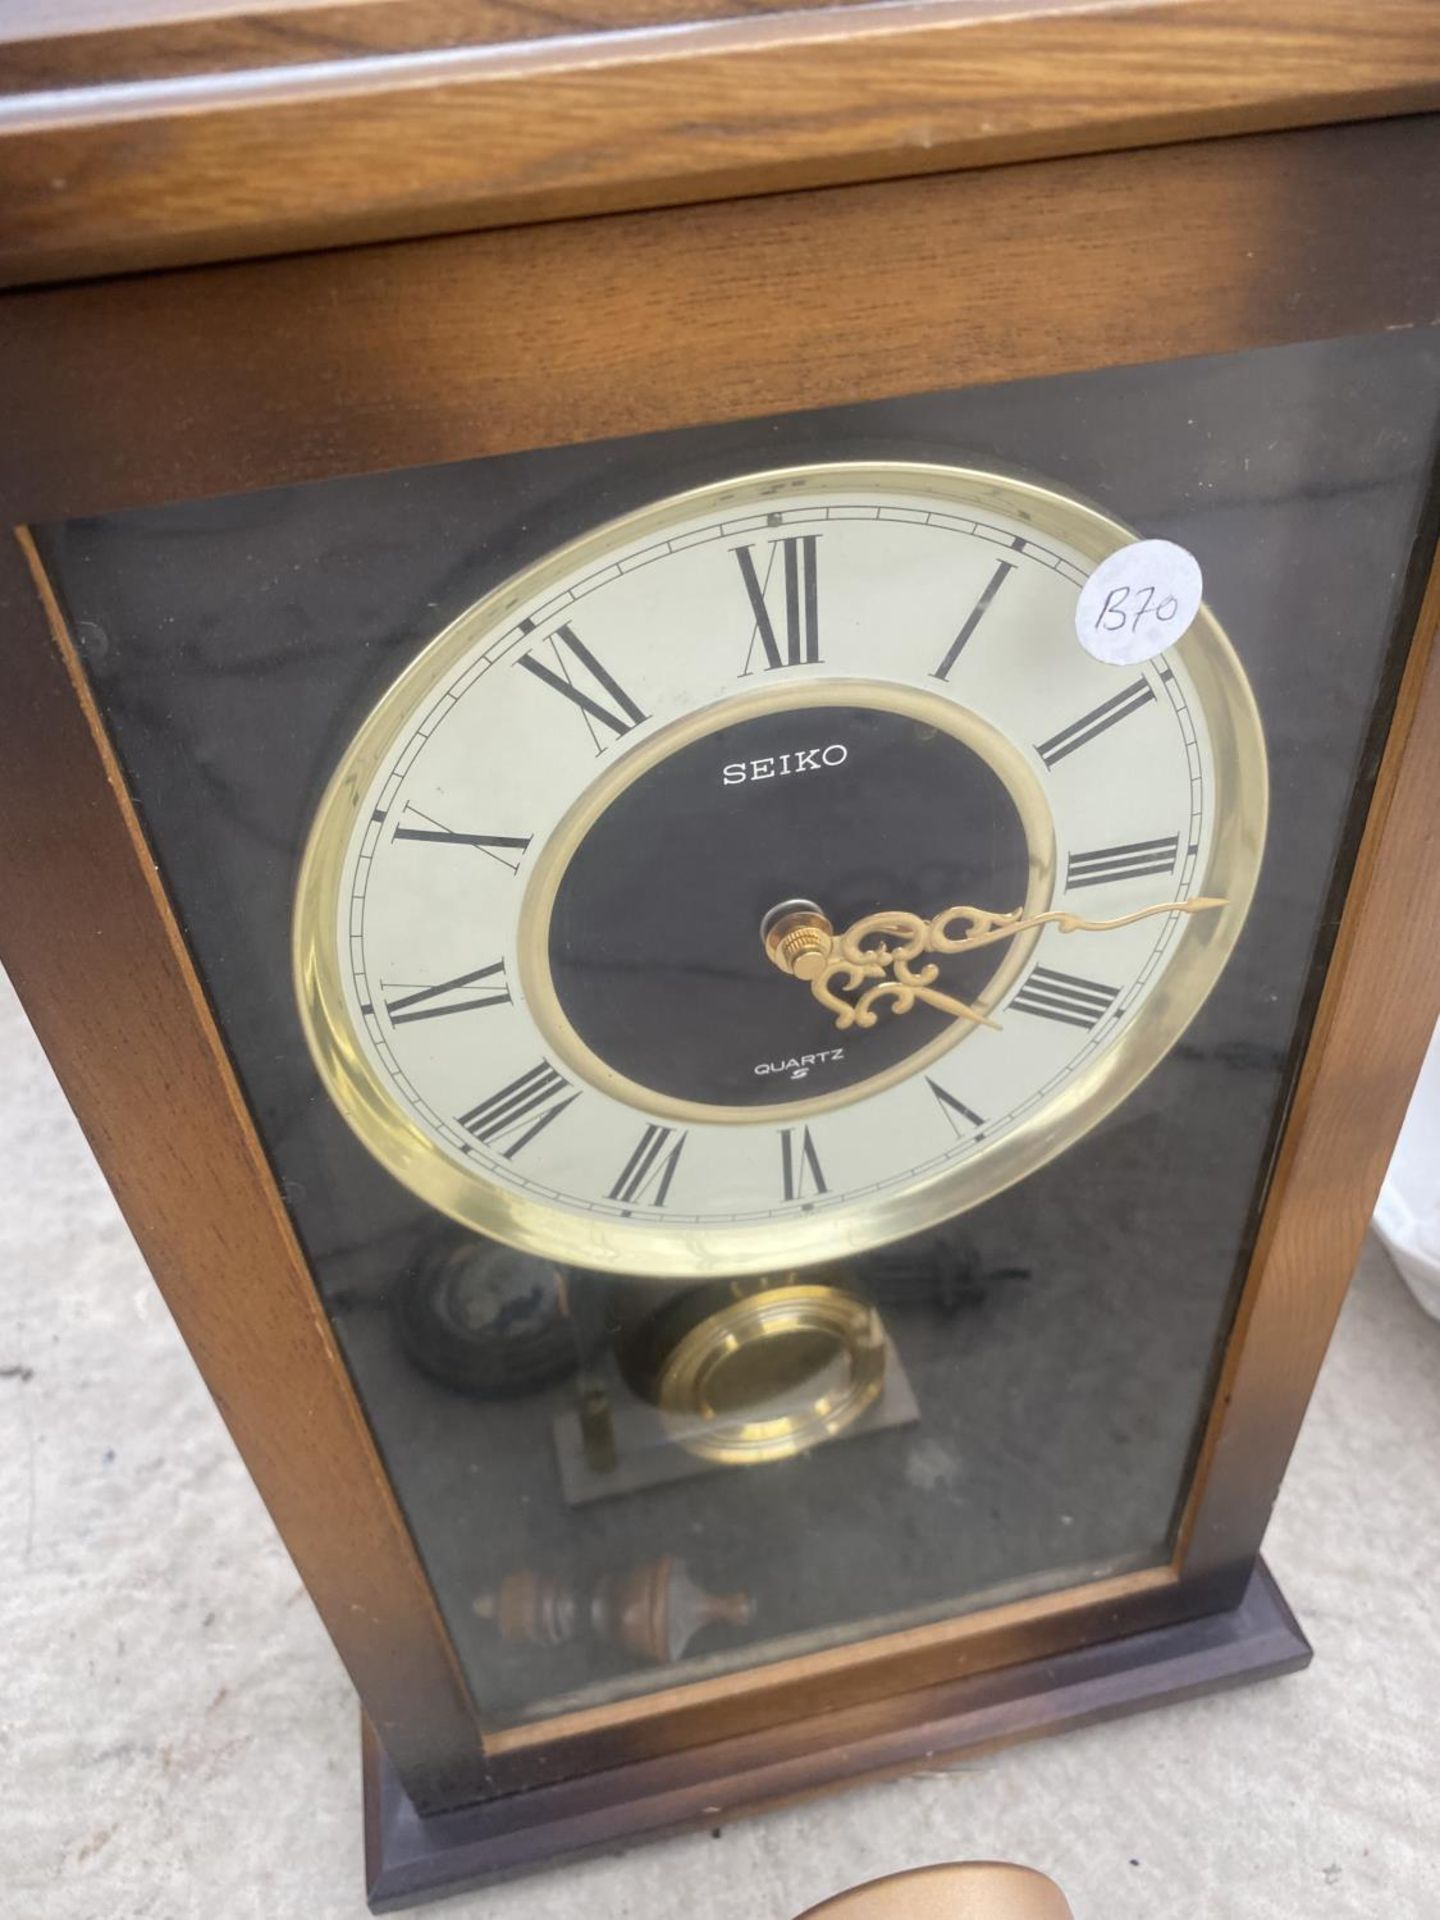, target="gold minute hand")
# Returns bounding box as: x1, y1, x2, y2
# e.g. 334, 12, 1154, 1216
761, 896, 1229, 1033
